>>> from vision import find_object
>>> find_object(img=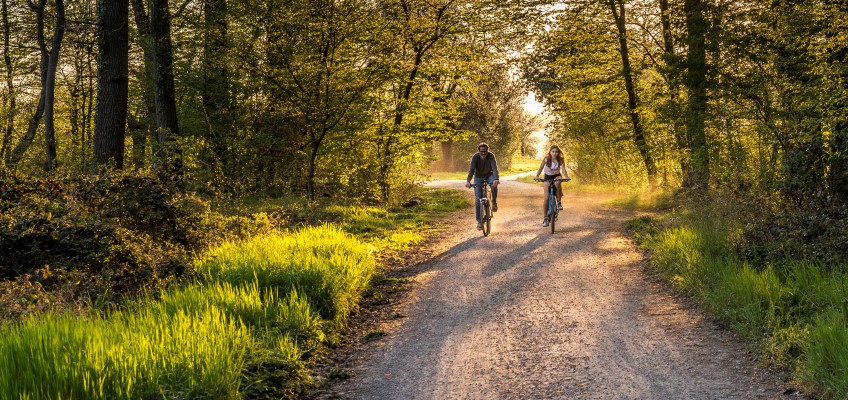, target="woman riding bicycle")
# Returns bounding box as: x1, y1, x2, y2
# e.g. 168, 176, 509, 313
465, 142, 500, 230
534, 145, 571, 227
